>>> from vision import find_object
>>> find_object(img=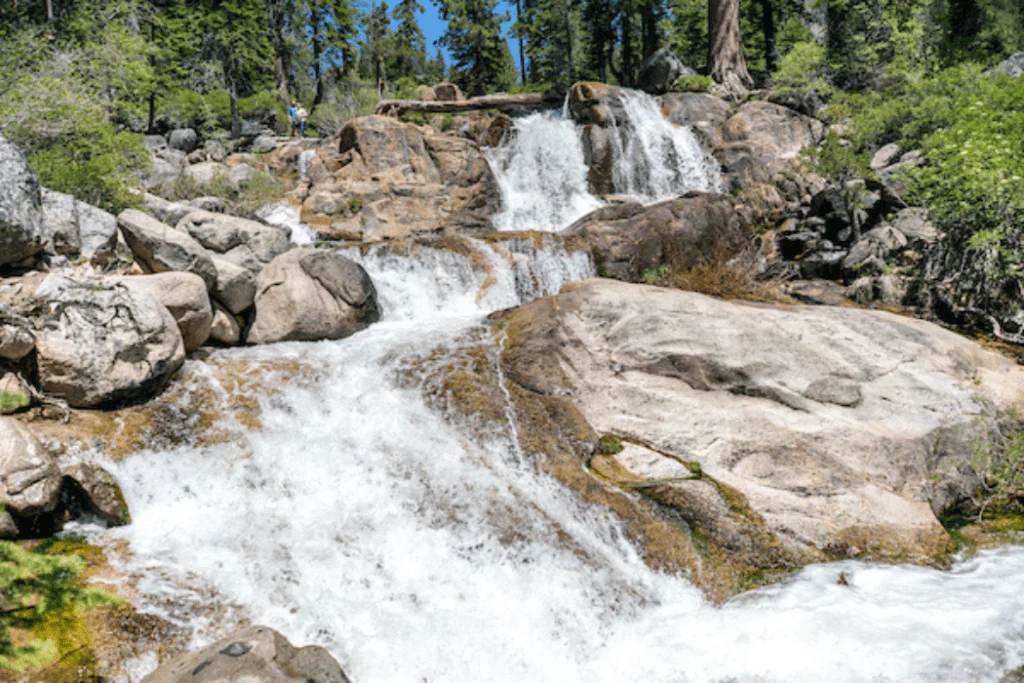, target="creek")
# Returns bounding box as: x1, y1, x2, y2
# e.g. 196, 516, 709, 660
77, 90, 1024, 682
